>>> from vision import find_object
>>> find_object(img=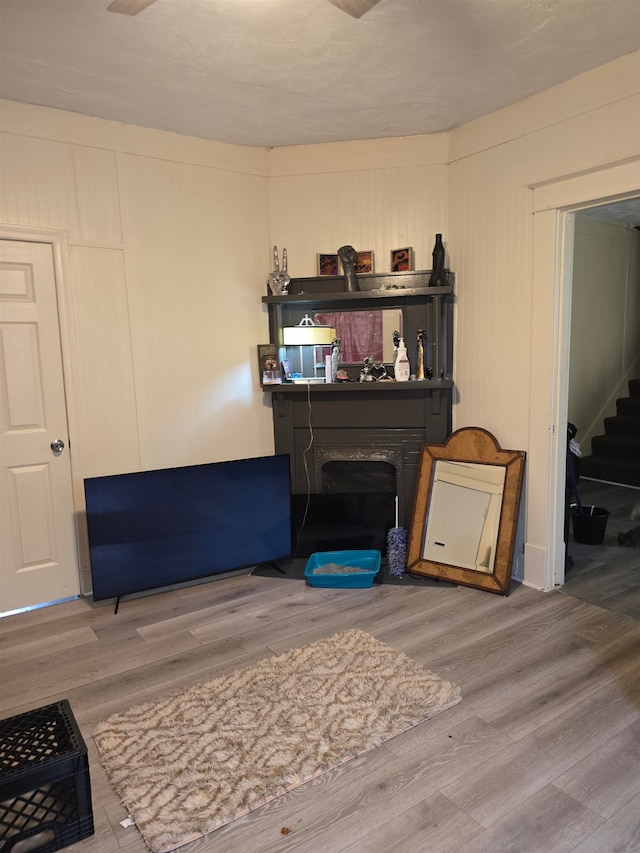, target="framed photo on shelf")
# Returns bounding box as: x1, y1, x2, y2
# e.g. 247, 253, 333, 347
355, 250, 375, 274
257, 343, 281, 385
318, 253, 339, 276
391, 247, 414, 272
